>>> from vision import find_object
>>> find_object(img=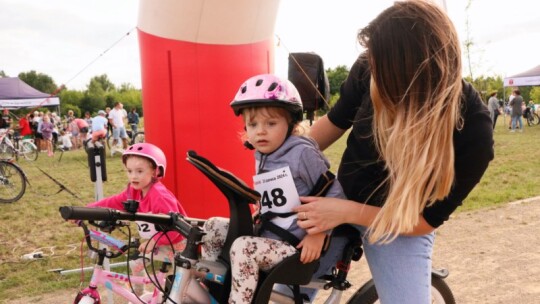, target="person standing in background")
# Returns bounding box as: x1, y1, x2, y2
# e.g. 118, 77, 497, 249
127, 107, 140, 135
487, 92, 501, 129
509, 89, 523, 132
